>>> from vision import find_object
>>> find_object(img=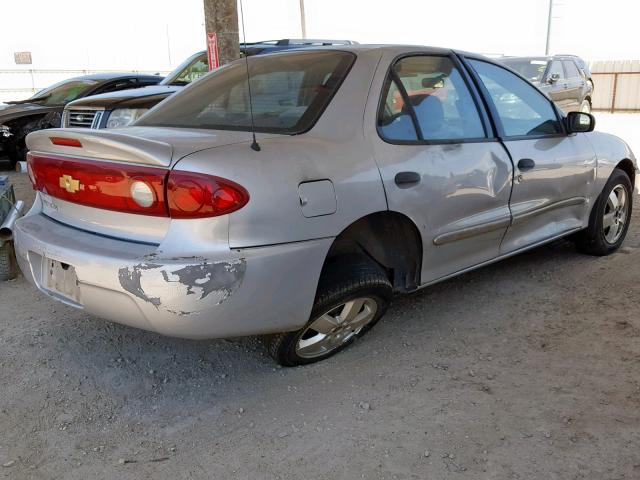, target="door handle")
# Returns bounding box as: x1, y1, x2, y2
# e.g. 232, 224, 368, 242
517, 158, 535, 171
394, 171, 421, 188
